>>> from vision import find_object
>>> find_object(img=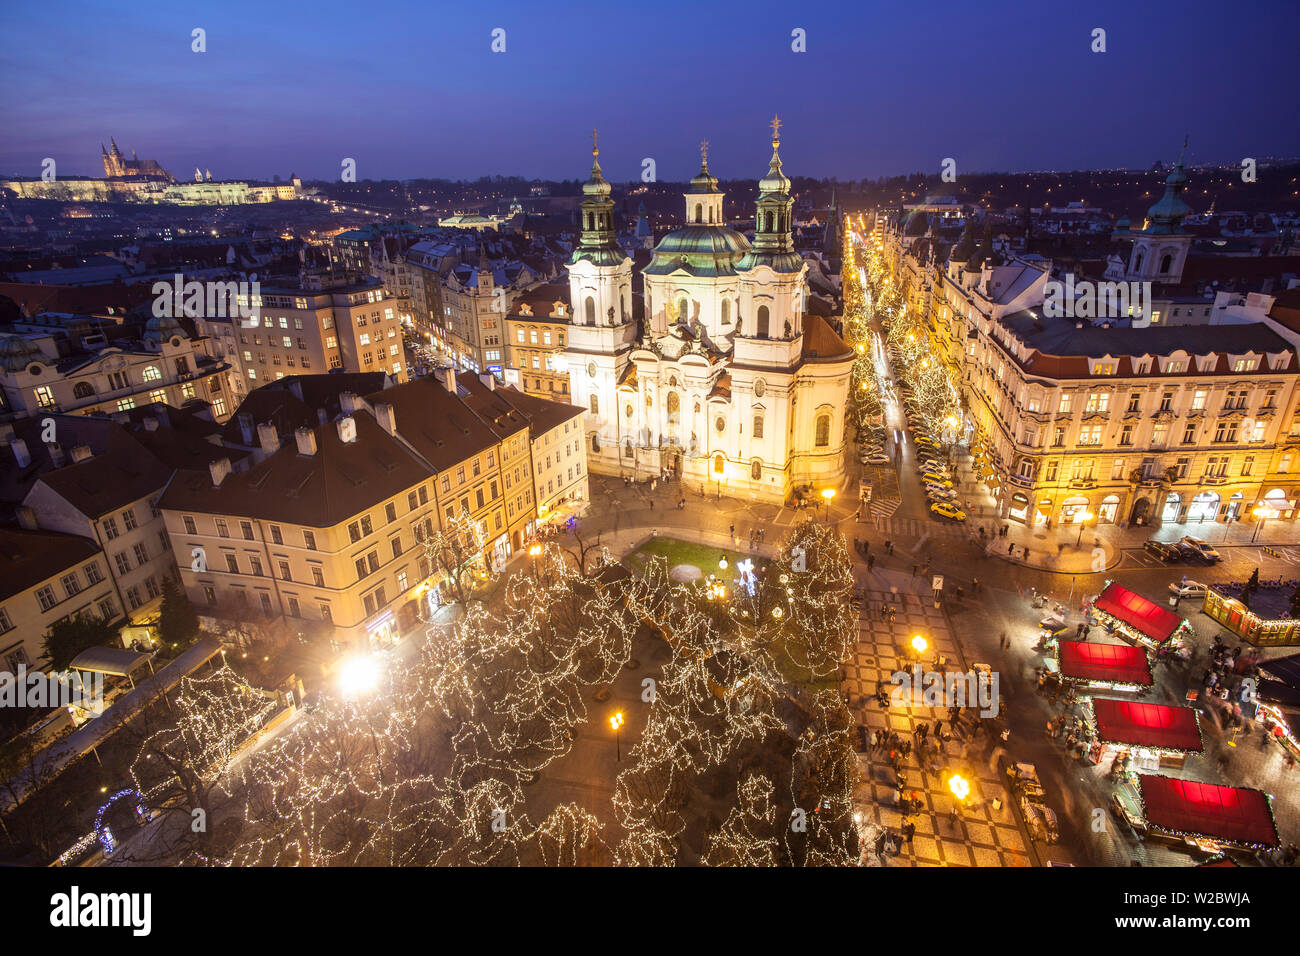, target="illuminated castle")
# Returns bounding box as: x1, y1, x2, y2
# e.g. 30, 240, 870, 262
101, 138, 174, 182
